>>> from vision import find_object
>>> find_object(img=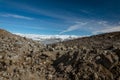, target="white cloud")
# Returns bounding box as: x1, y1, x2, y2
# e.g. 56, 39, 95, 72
59, 20, 120, 35
1, 14, 34, 20
97, 21, 108, 26
14, 33, 88, 44
15, 33, 80, 41
59, 22, 87, 34
92, 26, 120, 34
